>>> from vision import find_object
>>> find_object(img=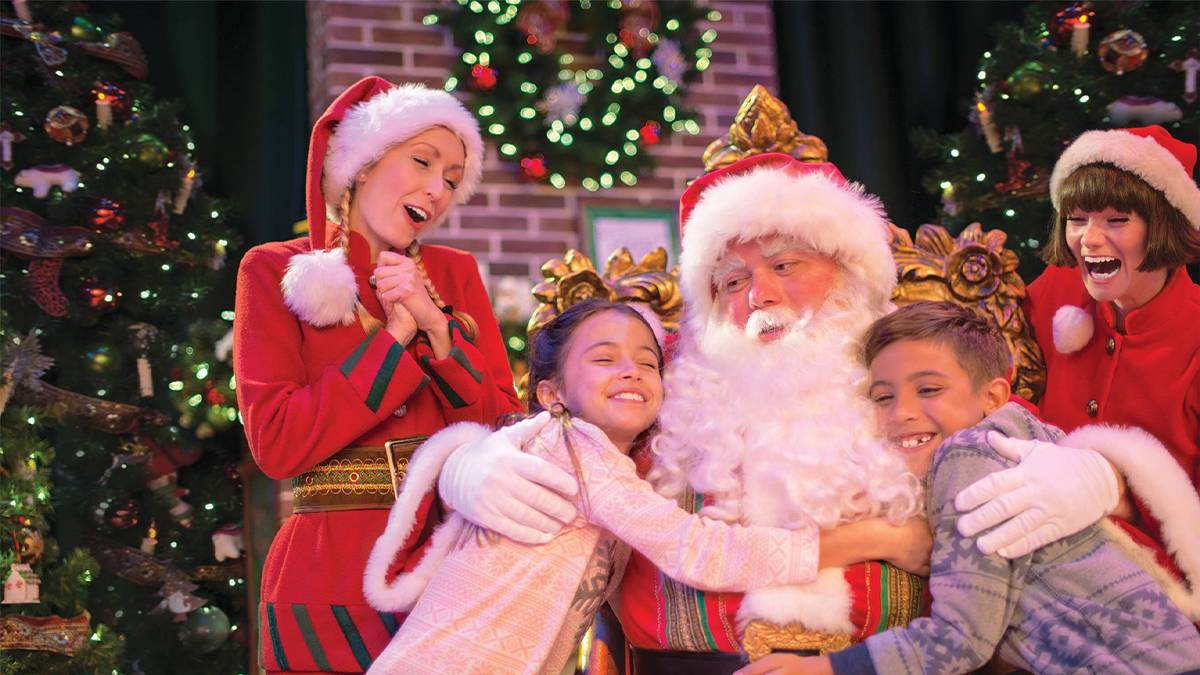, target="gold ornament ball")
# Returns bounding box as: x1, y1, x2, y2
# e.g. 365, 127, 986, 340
1097, 29, 1148, 75
18, 527, 44, 562
1006, 62, 1046, 100
44, 105, 90, 145
134, 133, 171, 167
